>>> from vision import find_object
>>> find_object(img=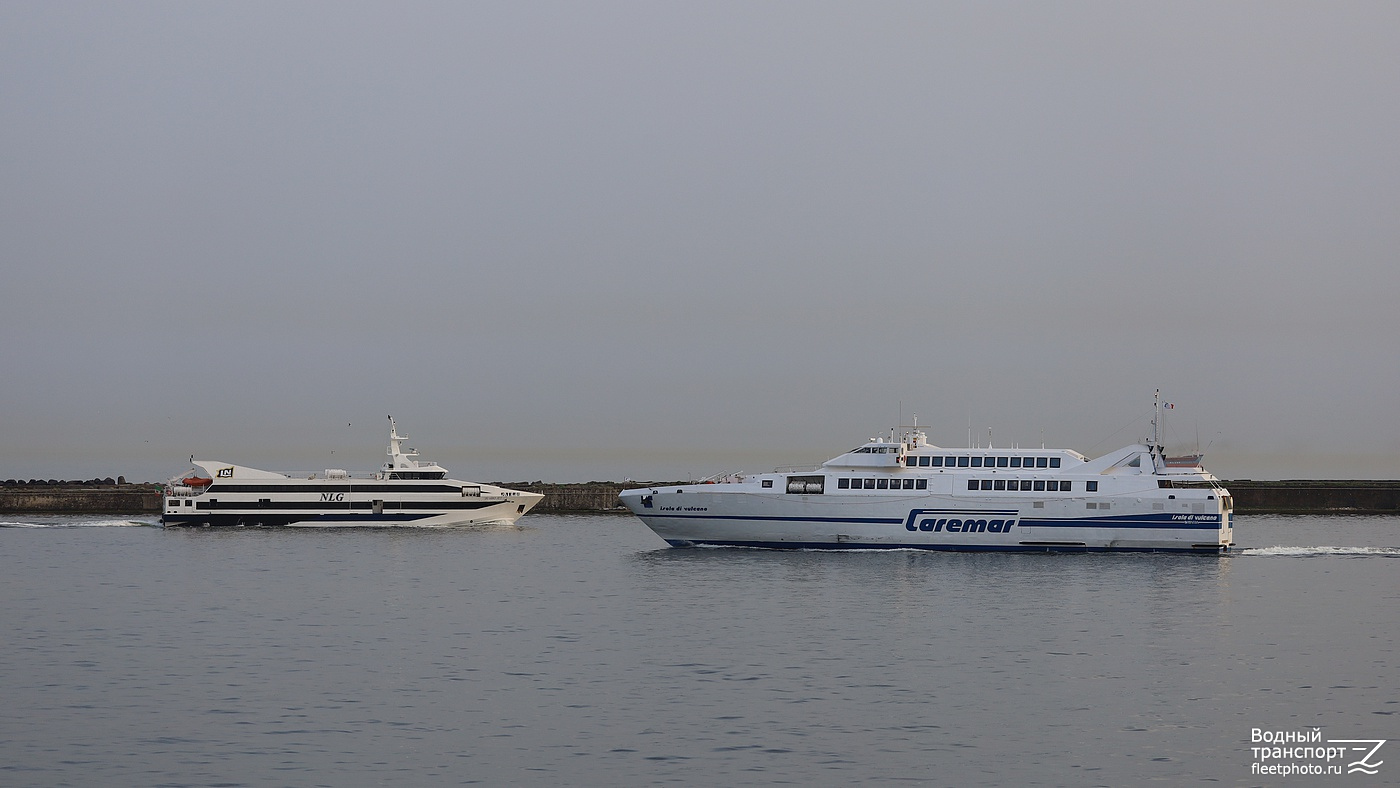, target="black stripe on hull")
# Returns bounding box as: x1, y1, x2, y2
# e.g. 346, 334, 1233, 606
178, 499, 505, 512
164, 512, 466, 527
205, 483, 464, 494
